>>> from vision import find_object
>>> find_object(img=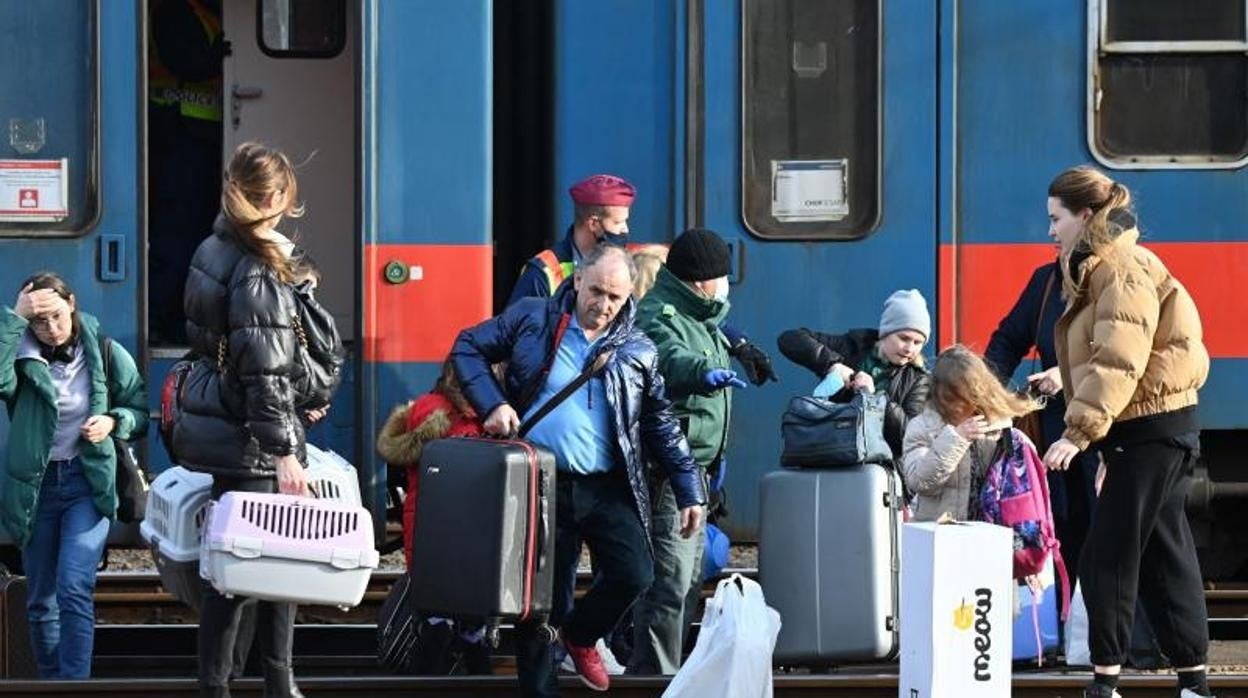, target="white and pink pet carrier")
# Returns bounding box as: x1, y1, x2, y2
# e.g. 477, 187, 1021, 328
200, 492, 379, 608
